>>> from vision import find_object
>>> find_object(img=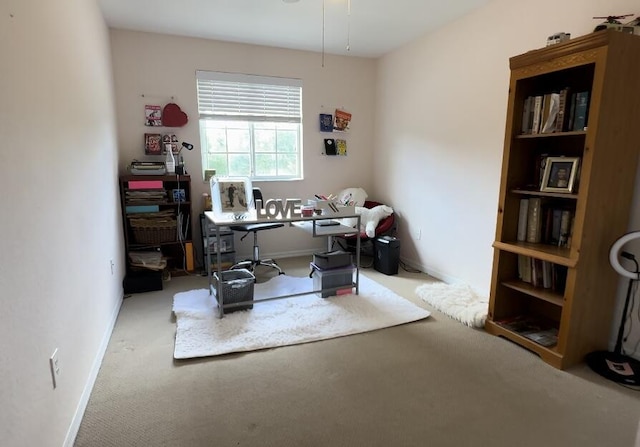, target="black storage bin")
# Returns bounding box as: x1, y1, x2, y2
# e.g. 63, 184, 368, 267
374, 236, 400, 275
312, 250, 352, 270
123, 270, 163, 294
